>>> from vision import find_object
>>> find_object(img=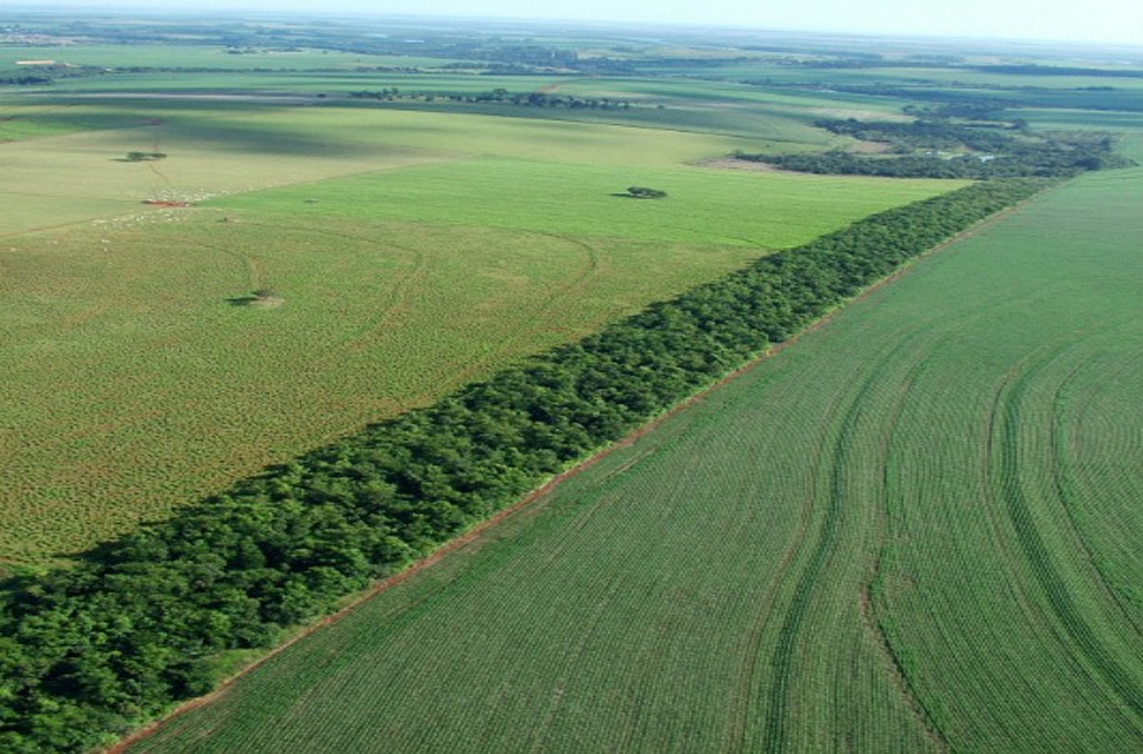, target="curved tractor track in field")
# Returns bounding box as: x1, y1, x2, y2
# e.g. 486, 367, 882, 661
861, 337, 952, 754
760, 334, 949, 754
1049, 339, 1143, 641
989, 343, 1143, 738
